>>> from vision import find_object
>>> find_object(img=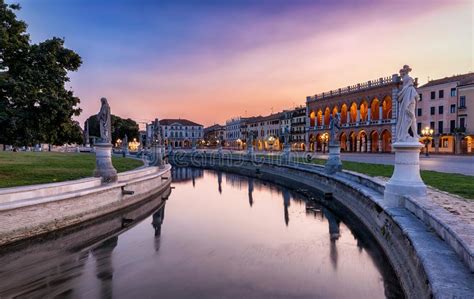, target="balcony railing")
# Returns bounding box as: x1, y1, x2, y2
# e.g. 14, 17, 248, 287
308, 118, 395, 131
306, 74, 400, 102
